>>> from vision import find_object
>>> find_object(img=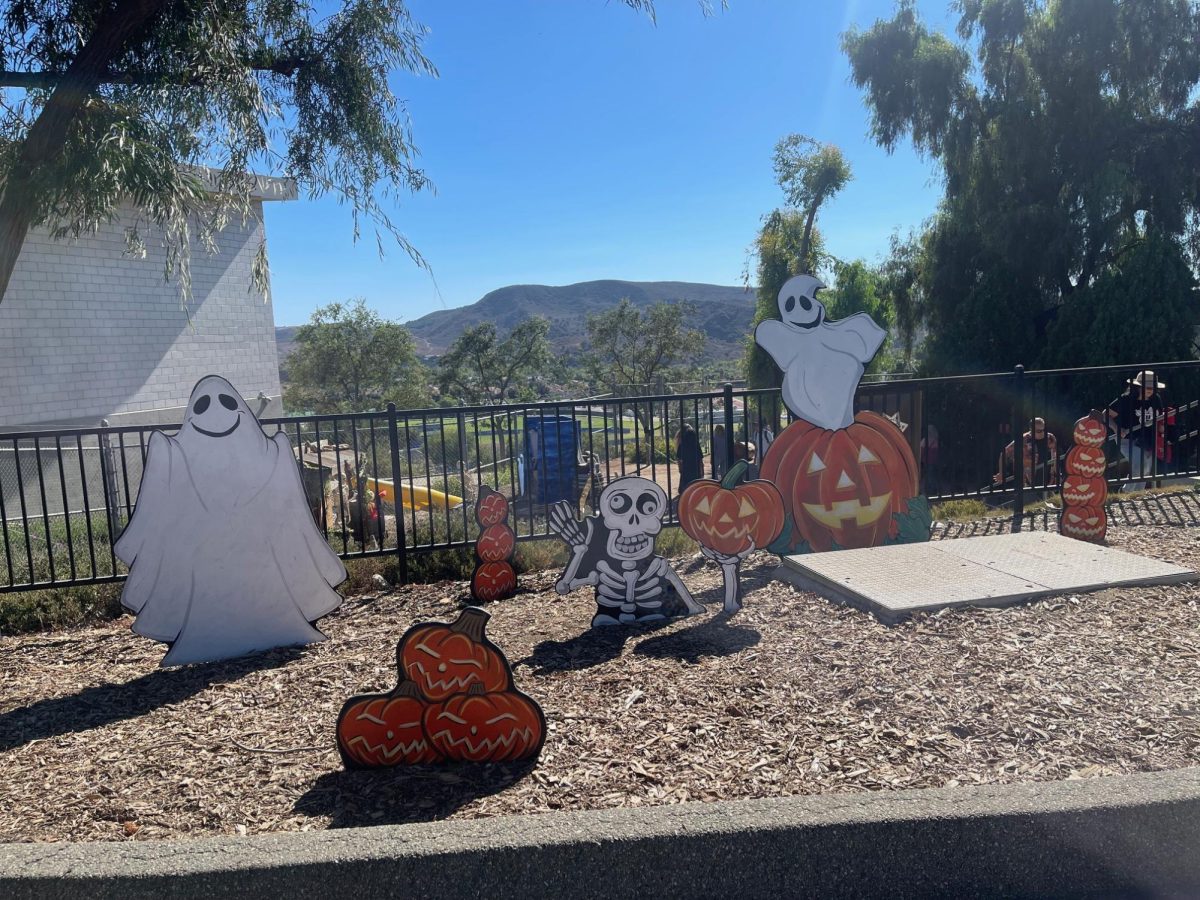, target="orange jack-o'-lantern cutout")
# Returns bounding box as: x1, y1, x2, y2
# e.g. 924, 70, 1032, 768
476, 490, 511, 528
1072, 414, 1107, 448
1060, 505, 1107, 542
476, 524, 515, 562
1066, 445, 1106, 478
472, 561, 517, 602
424, 685, 546, 763
761, 411, 919, 552
678, 463, 785, 556
336, 681, 442, 768
398, 607, 512, 701
1061, 474, 1107, 507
